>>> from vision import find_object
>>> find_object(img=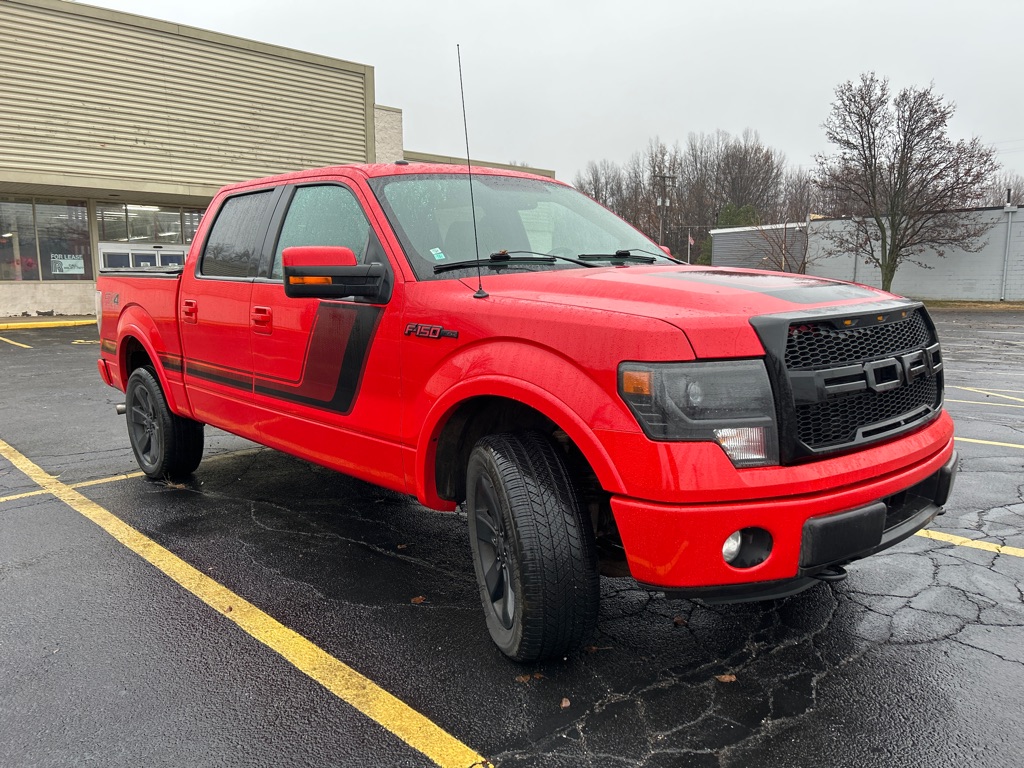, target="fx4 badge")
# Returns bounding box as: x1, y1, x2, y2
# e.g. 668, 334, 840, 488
404, 323, 459, 339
